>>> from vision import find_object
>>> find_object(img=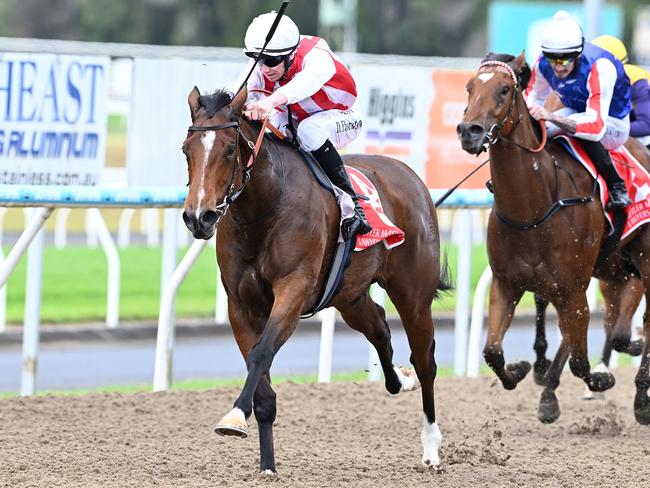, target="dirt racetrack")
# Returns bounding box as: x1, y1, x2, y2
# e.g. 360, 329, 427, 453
1, 369, 649, 488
